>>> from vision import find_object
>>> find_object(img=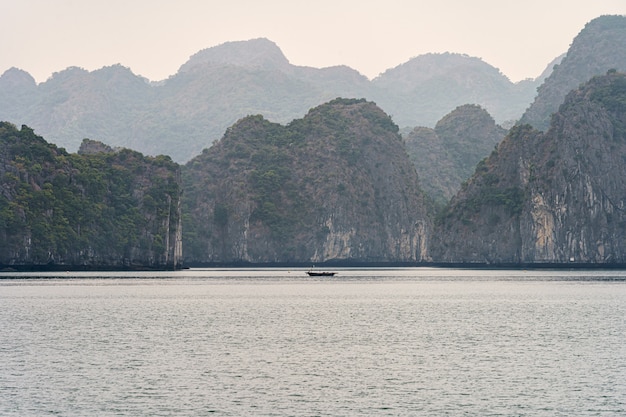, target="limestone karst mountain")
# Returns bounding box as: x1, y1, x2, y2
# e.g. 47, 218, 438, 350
182, 98, 432, 264
432, 71, 626, 264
